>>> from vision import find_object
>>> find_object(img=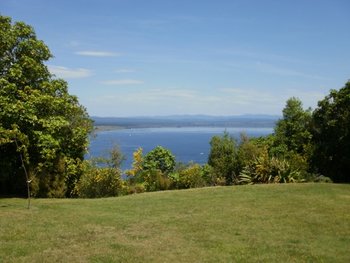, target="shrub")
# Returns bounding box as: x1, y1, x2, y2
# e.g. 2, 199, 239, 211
177, 164, 207, 189
237, 134, 266, 173
125, 182, 146, 194
75, 162, 124, 198
139, 169, 171, 192
201, 164, 225, 186
125, 147, 144, 177
238, 148, 303, 184
208, 132, 238, 184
